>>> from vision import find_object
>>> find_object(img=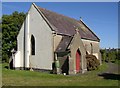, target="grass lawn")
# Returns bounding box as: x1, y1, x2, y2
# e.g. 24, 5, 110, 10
2, 63, 119, 86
